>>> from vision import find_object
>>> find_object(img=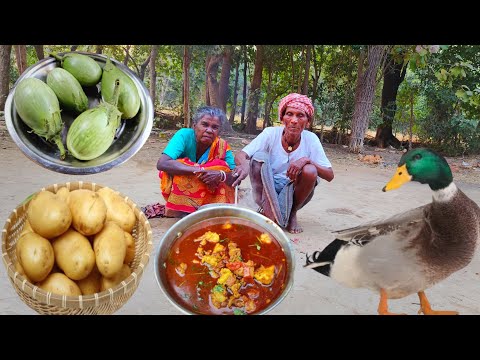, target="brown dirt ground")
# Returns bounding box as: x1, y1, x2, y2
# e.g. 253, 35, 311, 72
1, 117, 480, 315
